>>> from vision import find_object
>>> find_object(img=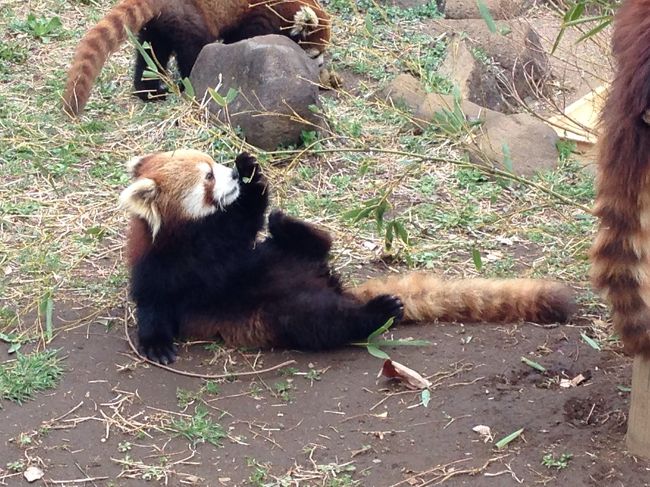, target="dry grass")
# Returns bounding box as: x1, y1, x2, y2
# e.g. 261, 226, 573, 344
0, 0, 616, 483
